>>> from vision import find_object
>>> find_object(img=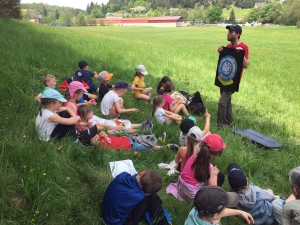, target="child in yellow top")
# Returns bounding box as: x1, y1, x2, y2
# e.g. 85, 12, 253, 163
131, 65, 153, 102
